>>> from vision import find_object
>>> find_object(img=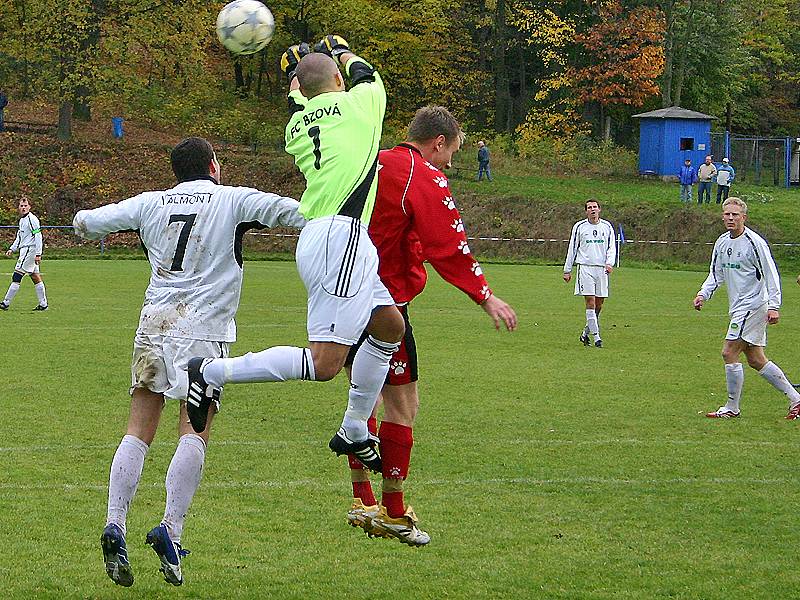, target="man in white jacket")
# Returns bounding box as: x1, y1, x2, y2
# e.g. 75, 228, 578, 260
73, 137, 306, 588
1, 197, 48, 311
693, 197, 800, 419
